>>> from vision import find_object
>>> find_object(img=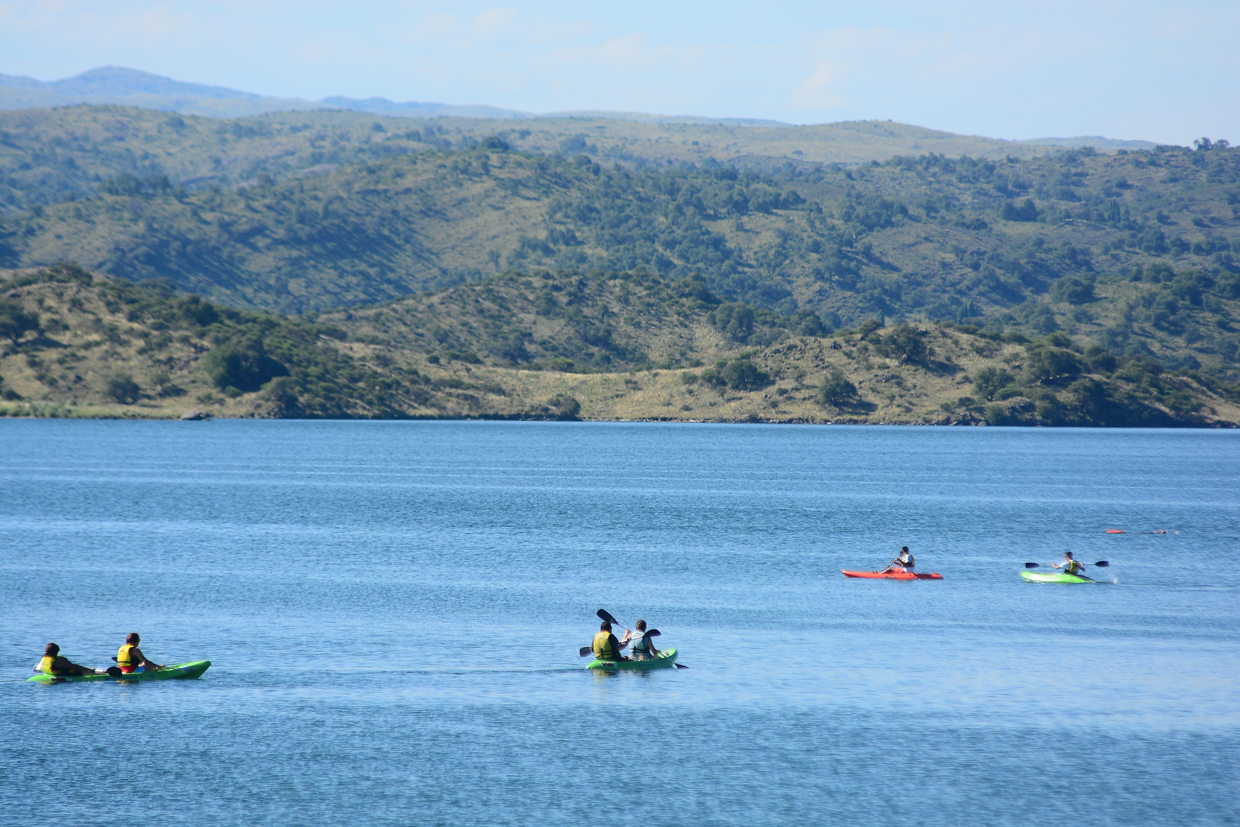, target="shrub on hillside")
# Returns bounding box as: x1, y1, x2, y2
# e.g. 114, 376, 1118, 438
104, 373, 141, 404
205, 338, 288, 392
